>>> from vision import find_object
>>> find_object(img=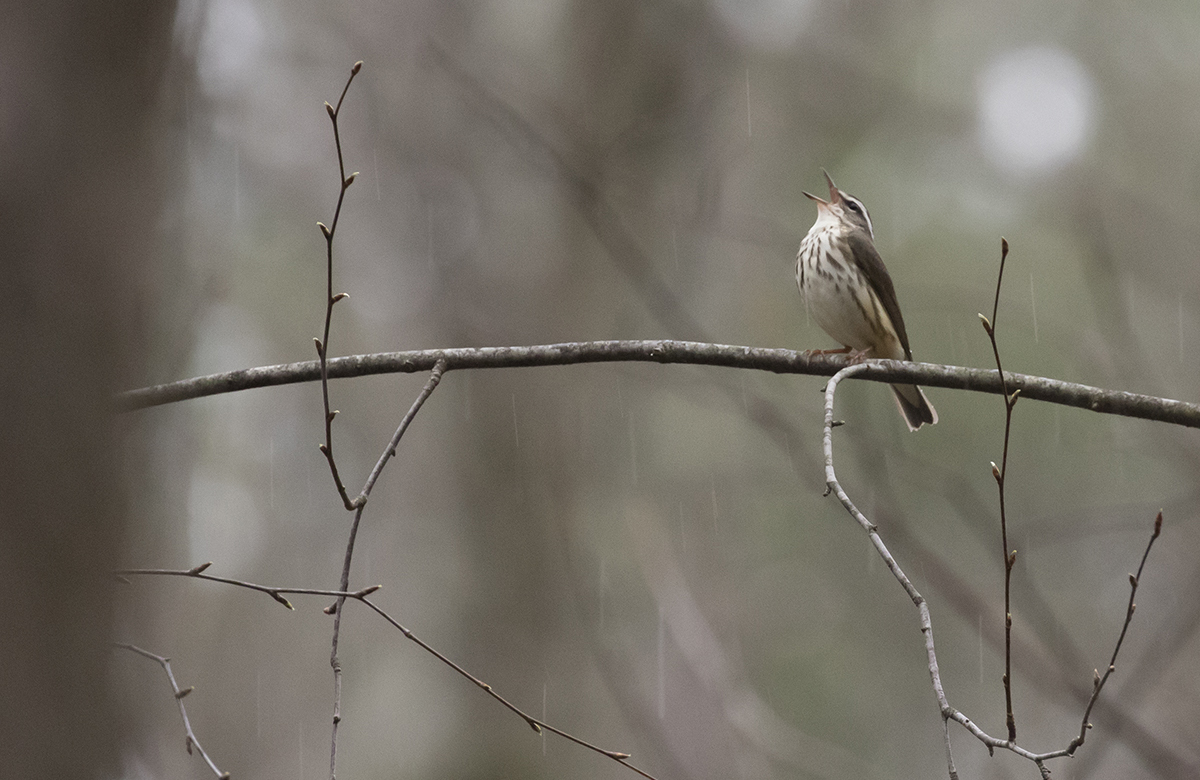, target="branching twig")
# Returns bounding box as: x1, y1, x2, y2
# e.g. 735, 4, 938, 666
328, 361, 446, 779
1067, 511, 1163, 755
979, 238, 1019, 741
821, 363, 965, 780
304, 57, 647, 775
882, 501, 1194, 775
820, 363, 1164, 777
116, 643, 230, 779
116, 565, 656, 780
237, 57, 680, 778
315, 60, 364, 512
